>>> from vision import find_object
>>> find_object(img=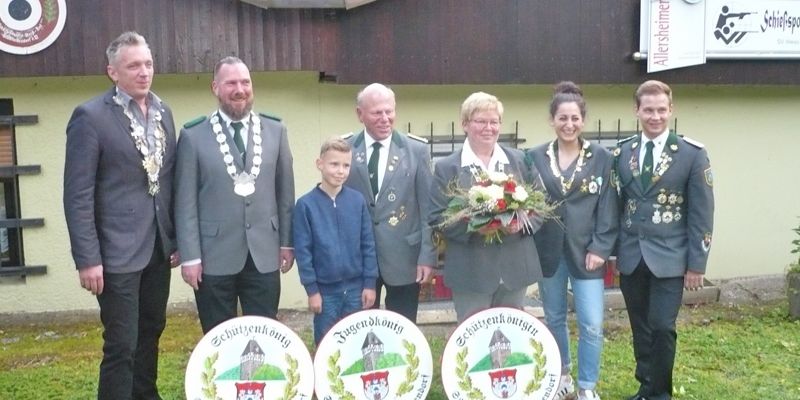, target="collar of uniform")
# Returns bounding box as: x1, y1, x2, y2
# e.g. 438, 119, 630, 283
641, 129, 669, 148
363, 130, 392, 150
216, 109, 250, 131
460, 139, 509, 170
